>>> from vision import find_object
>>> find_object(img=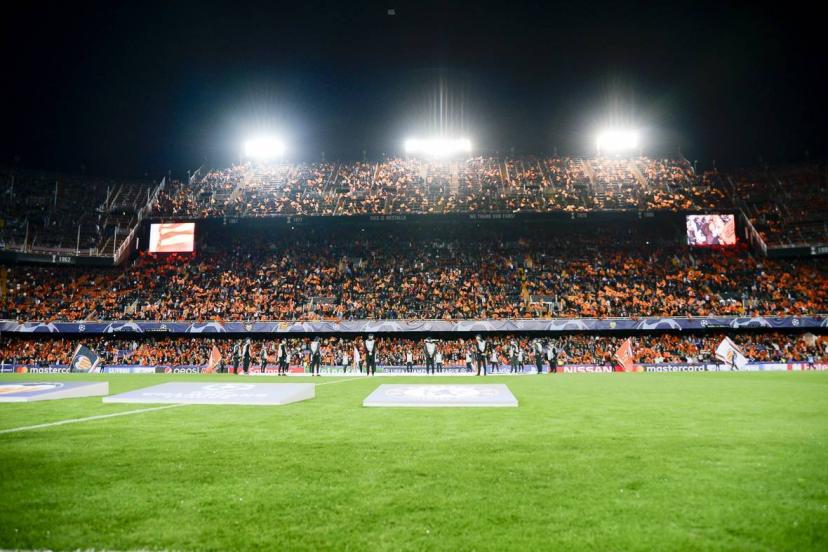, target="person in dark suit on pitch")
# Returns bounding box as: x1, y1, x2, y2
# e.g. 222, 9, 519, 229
533, 339, 545, 374
475, 334, 488, 376
259, 342, 269, 374
364, 334, 377, 376
424, 338, 438, 375
309, 336, 322, 376
241, 339, 252, 375
231, 342, 241, 374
